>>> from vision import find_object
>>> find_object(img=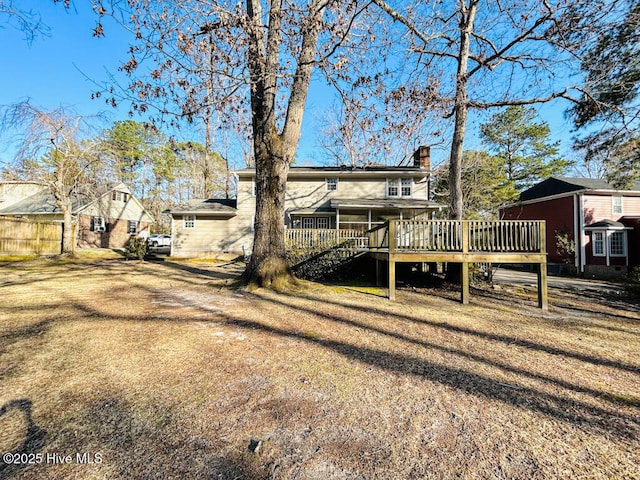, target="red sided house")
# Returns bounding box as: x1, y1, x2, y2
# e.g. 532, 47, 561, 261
500, 177, 640, 277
